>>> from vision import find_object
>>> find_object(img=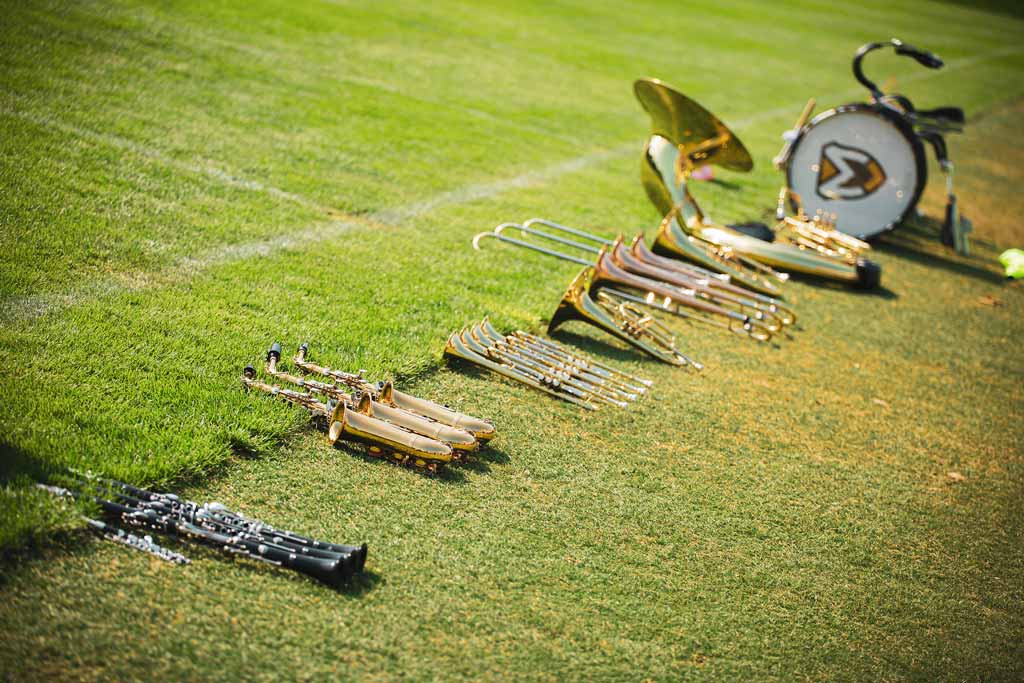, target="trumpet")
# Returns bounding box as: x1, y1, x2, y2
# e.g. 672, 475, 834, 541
241, 365, 455, 474
474, 223, 777, 343
263, 343, 479, 456
444, 319, 653, 409
774, 187, 872, 260
635, 78, 882, 289
293, 343, 496, 442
